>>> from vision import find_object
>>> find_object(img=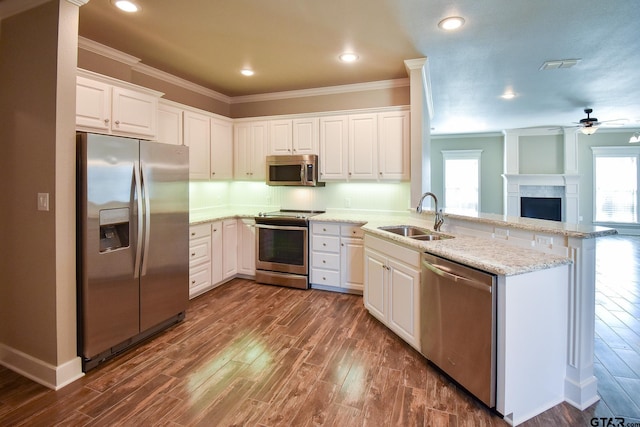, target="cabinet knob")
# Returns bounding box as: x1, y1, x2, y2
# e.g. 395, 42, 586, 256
323, 276, 326, 280
322, 243, 326, 247
348, 172, 352, 176
191, 232, 196, 236
191, 252, 196, 256
322, 228, 327, 232
212, 172, 216, 176
379, 172, 383, 176
191, 280, 196, 285
341, 243, 344, 247
104, 118, 110, 125
115, 120, 120, 126
213, 228, 217, 232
